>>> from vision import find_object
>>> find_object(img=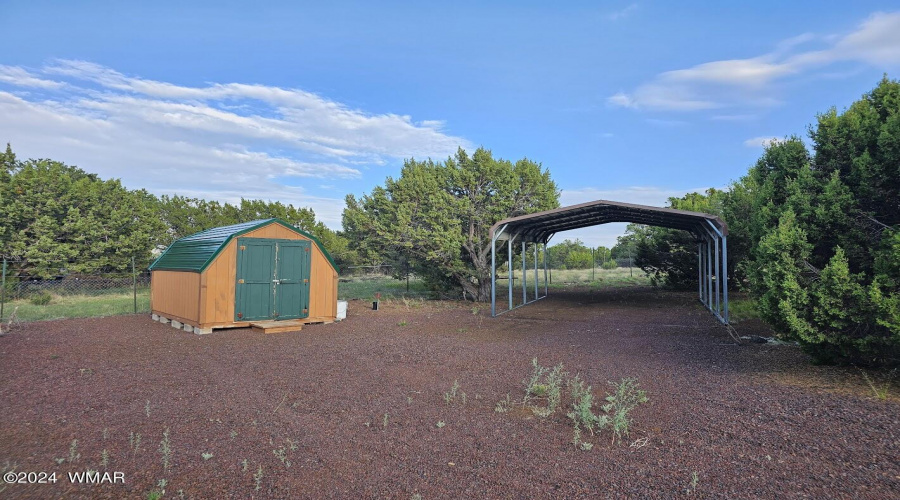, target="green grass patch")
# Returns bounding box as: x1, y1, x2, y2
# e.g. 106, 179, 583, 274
545, 267, 651, 288
727, 297, 759, 323
340, 268, 652, 301
338, 276, 432, 300
3, 290, 151, 322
